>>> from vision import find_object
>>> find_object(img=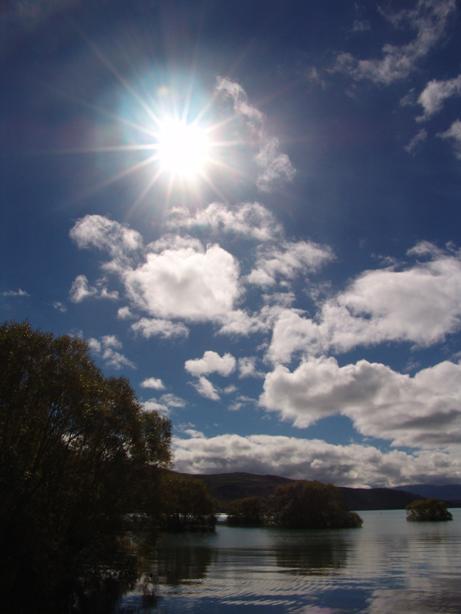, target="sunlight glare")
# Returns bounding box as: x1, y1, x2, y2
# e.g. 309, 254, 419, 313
156, 118, 210, 180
